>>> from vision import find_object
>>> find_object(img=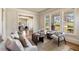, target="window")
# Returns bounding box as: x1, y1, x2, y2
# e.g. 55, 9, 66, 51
53, 15, 61, 32
45, 15, 50, 31
64, 12, 75, 33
